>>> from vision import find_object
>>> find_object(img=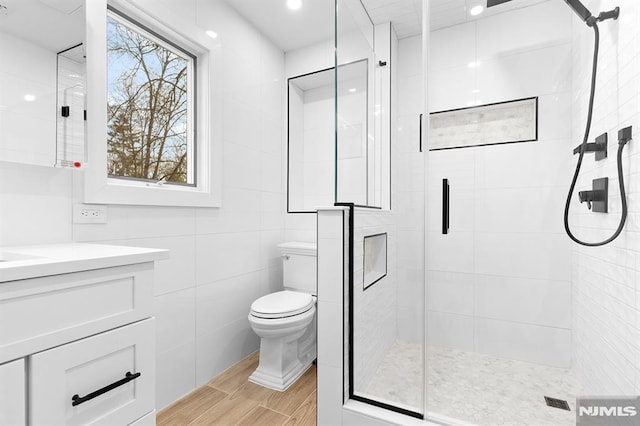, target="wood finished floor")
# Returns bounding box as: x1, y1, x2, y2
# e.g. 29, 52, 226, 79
157, 352, 317, 426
